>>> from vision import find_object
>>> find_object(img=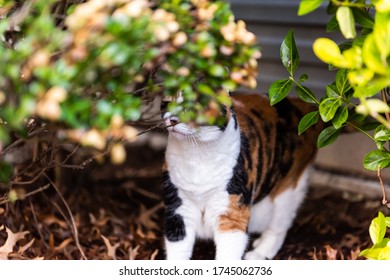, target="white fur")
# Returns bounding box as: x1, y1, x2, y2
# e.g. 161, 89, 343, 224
244, 168, 311, 260
164, 111, 311, 260
164, 116, 243, 259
